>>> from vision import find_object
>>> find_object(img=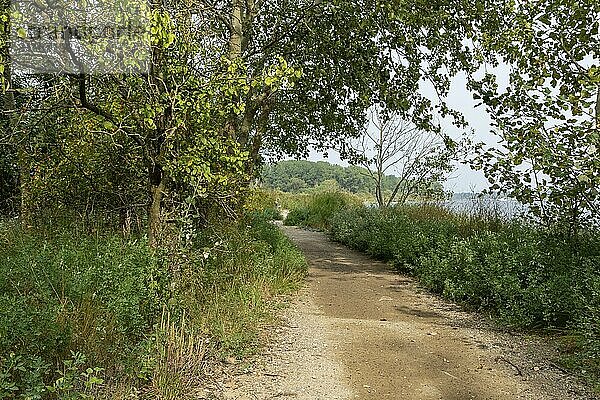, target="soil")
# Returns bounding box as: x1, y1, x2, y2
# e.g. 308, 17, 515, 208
217, 226, 598, 400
